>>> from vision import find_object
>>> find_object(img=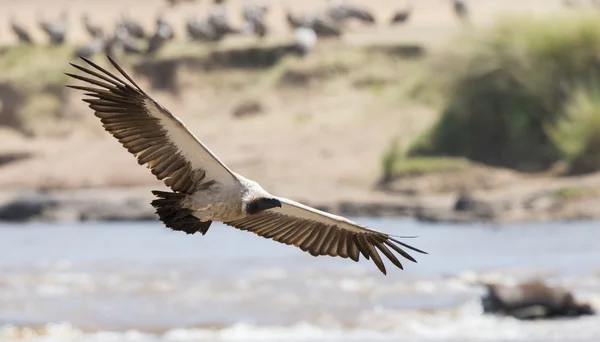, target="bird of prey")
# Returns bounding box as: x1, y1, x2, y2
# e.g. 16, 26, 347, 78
452, 0, 469, 22
10, 15, 33, 44
65, 56, 427, 275
38, 10, 68, 45
82, 13, 104, 39
390, 2, 413, 25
